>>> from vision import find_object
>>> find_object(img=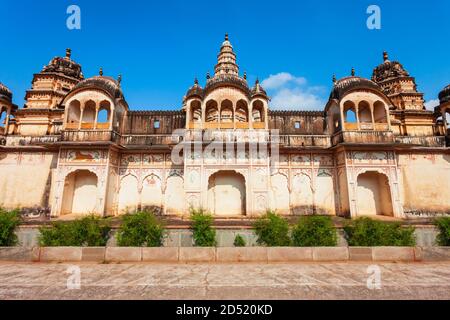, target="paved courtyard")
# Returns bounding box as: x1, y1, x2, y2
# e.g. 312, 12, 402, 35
0, 262, 449, 300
